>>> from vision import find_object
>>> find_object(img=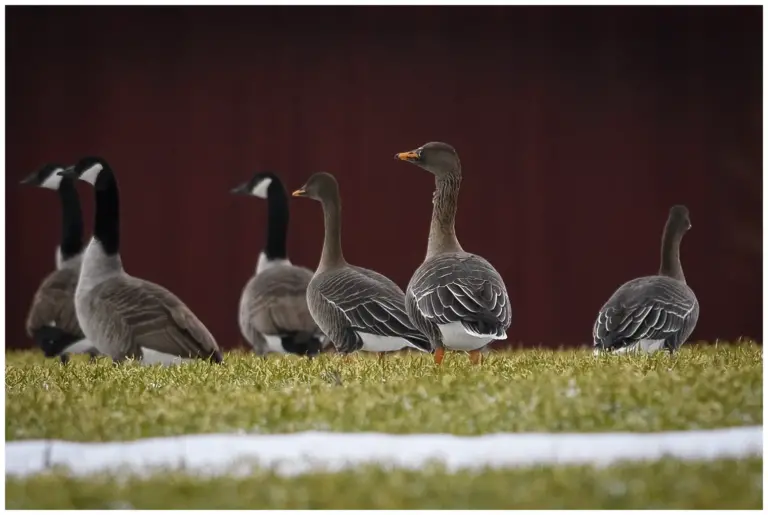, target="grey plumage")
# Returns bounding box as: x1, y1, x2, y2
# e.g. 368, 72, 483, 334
593, 276, 699, 353
293, 172, 431, 355
307, 265, 432, 354
394, 142, 512, 356
406, 253, 512, 343
593, 205, 698, 354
